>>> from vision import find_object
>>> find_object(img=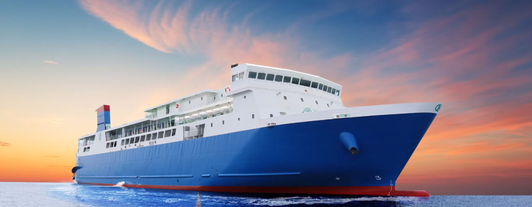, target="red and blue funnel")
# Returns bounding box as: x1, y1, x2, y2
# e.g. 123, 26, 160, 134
96, 105, 110, 132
